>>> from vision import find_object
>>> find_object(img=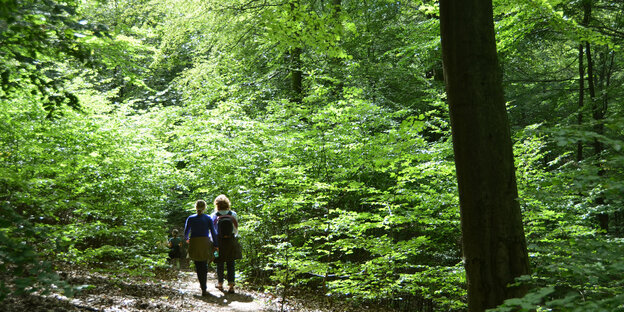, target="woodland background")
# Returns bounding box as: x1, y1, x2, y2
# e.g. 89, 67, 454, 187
1, 0, 624, 311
